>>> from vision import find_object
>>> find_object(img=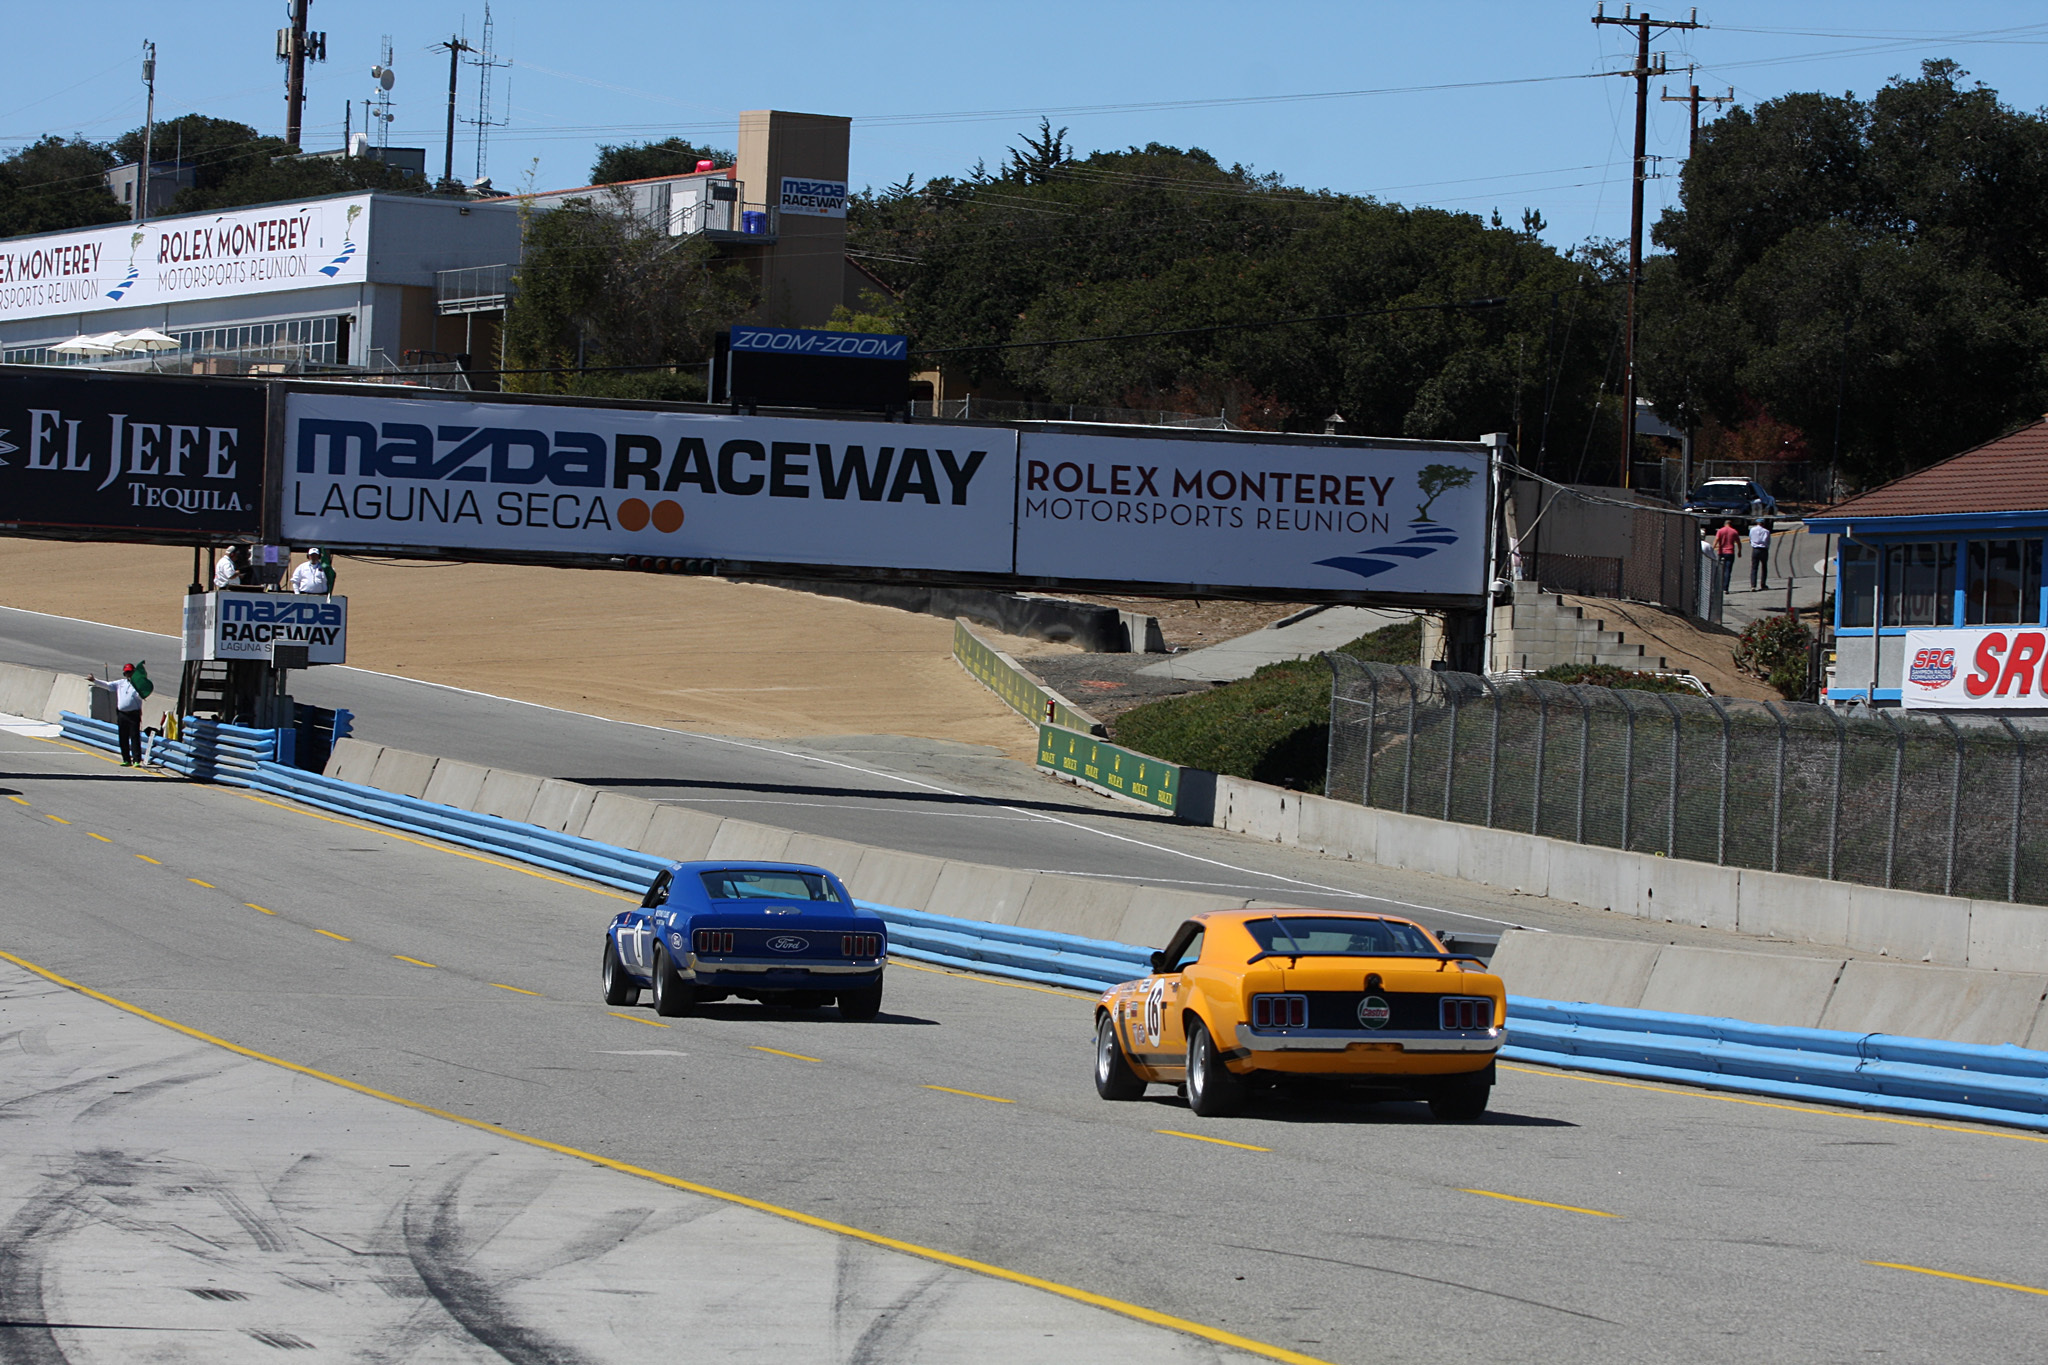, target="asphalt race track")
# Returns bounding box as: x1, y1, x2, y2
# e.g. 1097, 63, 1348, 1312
5, 725, 2047, 1363
0, 604, 1569, 937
